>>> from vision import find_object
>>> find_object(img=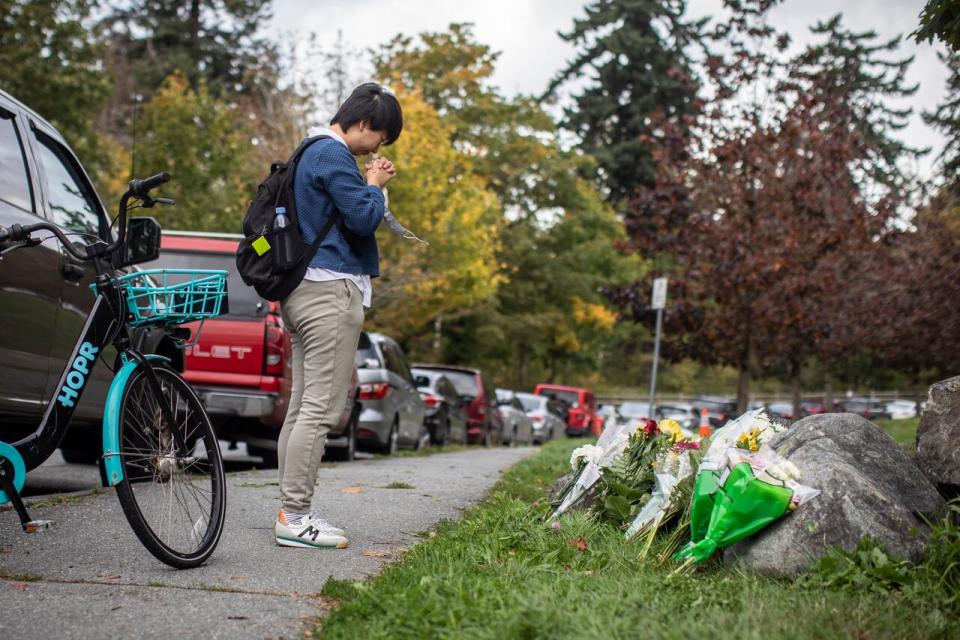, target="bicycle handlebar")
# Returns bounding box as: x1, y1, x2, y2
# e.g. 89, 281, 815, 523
0, 173, 171, 260
130, 172, 170, 199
